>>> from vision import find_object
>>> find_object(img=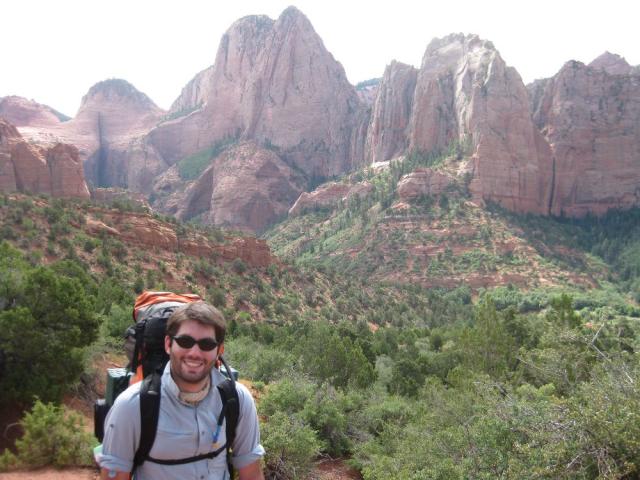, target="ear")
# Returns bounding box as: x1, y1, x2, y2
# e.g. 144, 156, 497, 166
217, 343, 224, 357
164, 335, 172, 355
